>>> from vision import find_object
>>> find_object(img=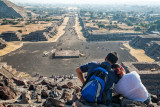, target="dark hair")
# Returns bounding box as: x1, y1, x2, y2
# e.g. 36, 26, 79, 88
106, 52, 118, 64
112, 63, 120, 69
